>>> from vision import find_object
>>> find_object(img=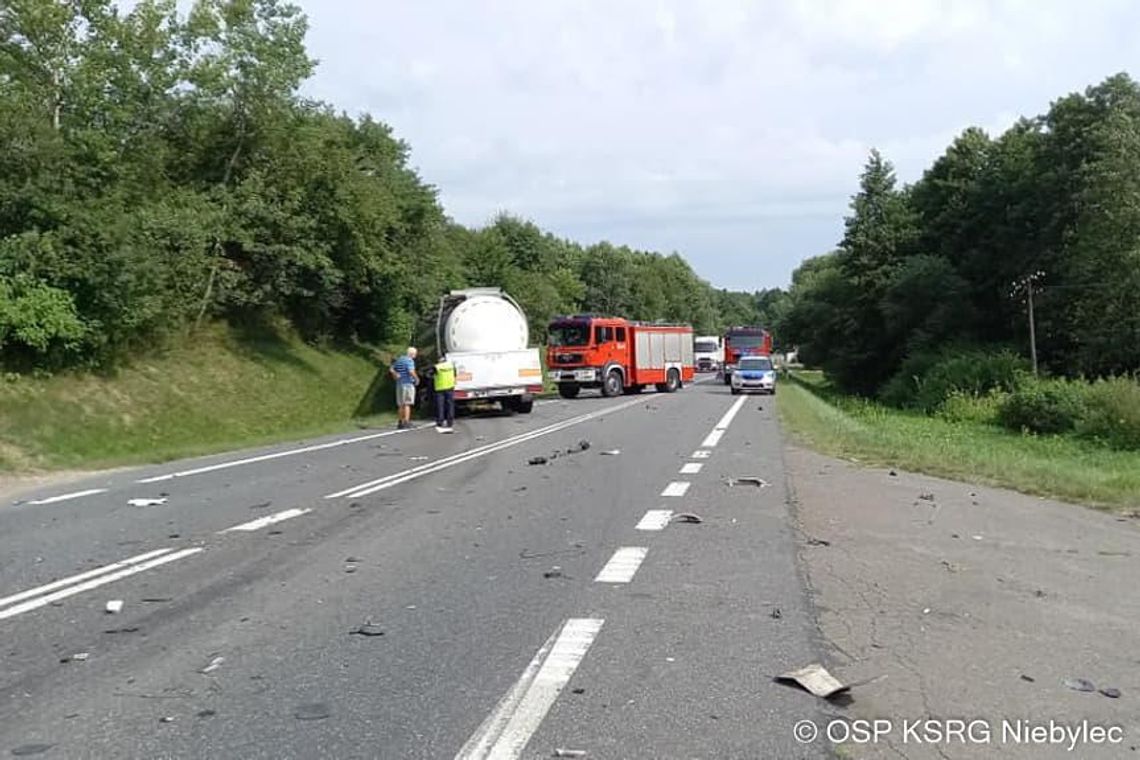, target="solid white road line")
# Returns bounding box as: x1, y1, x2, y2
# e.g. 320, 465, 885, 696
0, 548, 173, 611
329, 395, 648, 500
713, 395, 748, 431
692, 450, 712, 459
0, 548, 202, 621
701, 429, 724, 448
594, 547, 648, 583
635, 509, 673, 531
220, 507, 312, 533
136, 429, 411, 484
28, 488, 108, 505
455, 618, 604, 760
680, 462, 703, 475
661, 481, 690, 497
